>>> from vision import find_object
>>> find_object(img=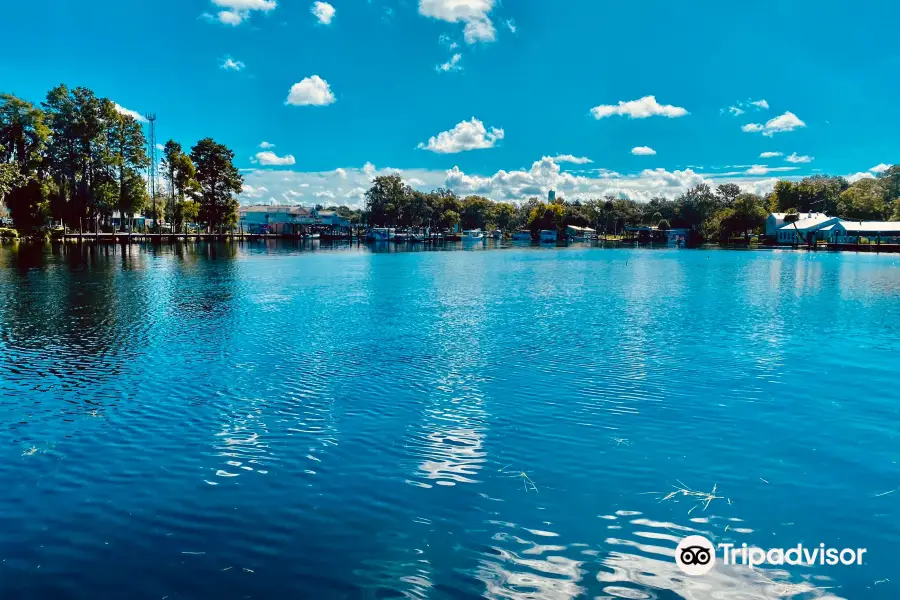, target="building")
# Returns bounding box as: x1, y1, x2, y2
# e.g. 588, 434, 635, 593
238, 205, 319, 234
664, 228, 691, 244
766, 212, 827, 237
565, 225, 595, 240
774, 215, 842, 244
830, 221, 900, 244
548, 190, 556, 202
317, 210, 351, 231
